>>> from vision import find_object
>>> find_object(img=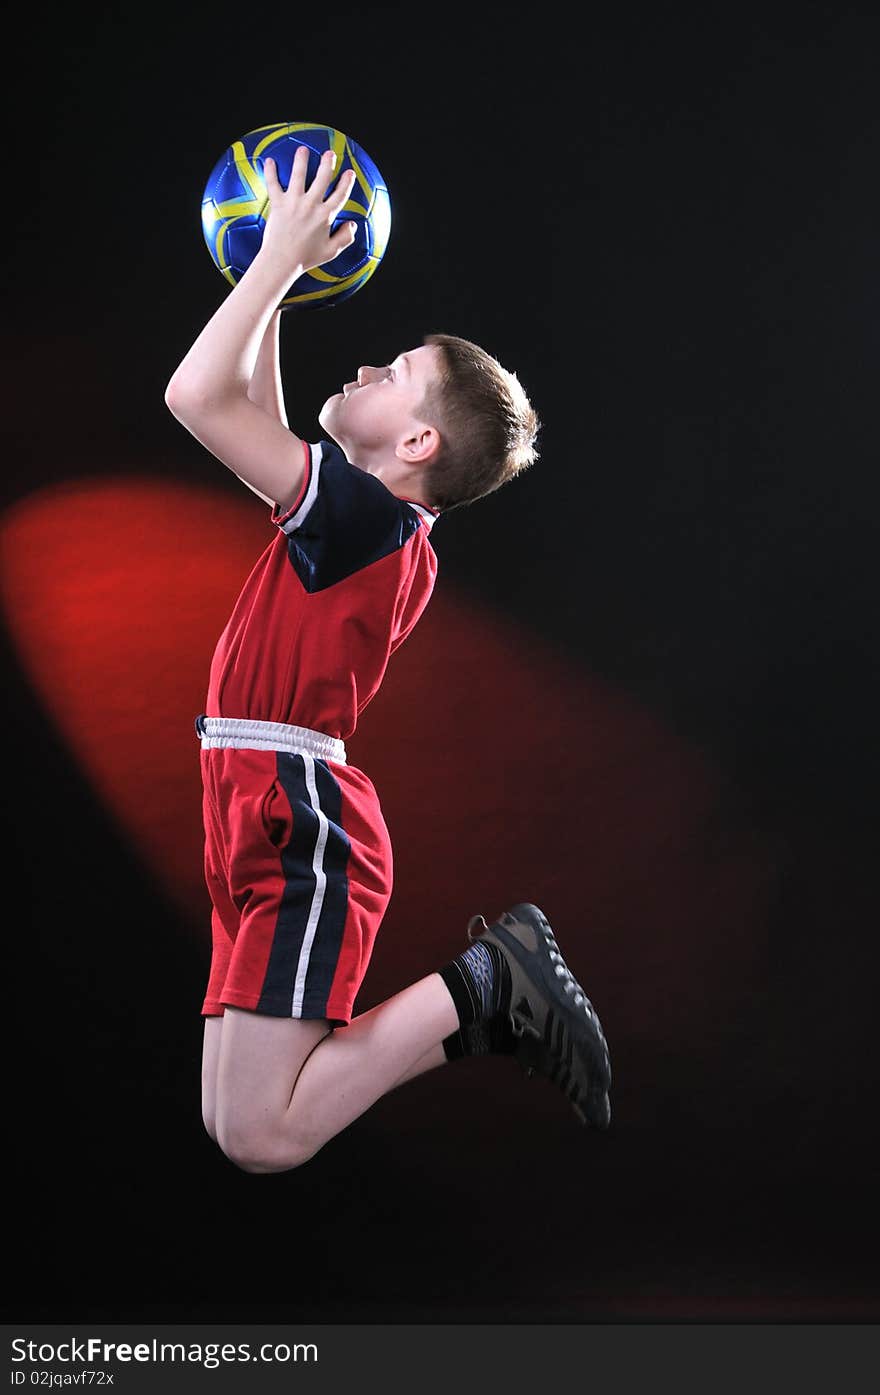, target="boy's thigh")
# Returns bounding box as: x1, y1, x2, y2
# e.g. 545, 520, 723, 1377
201, 1016, 224, 1138
215, 1006, 331, 1130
